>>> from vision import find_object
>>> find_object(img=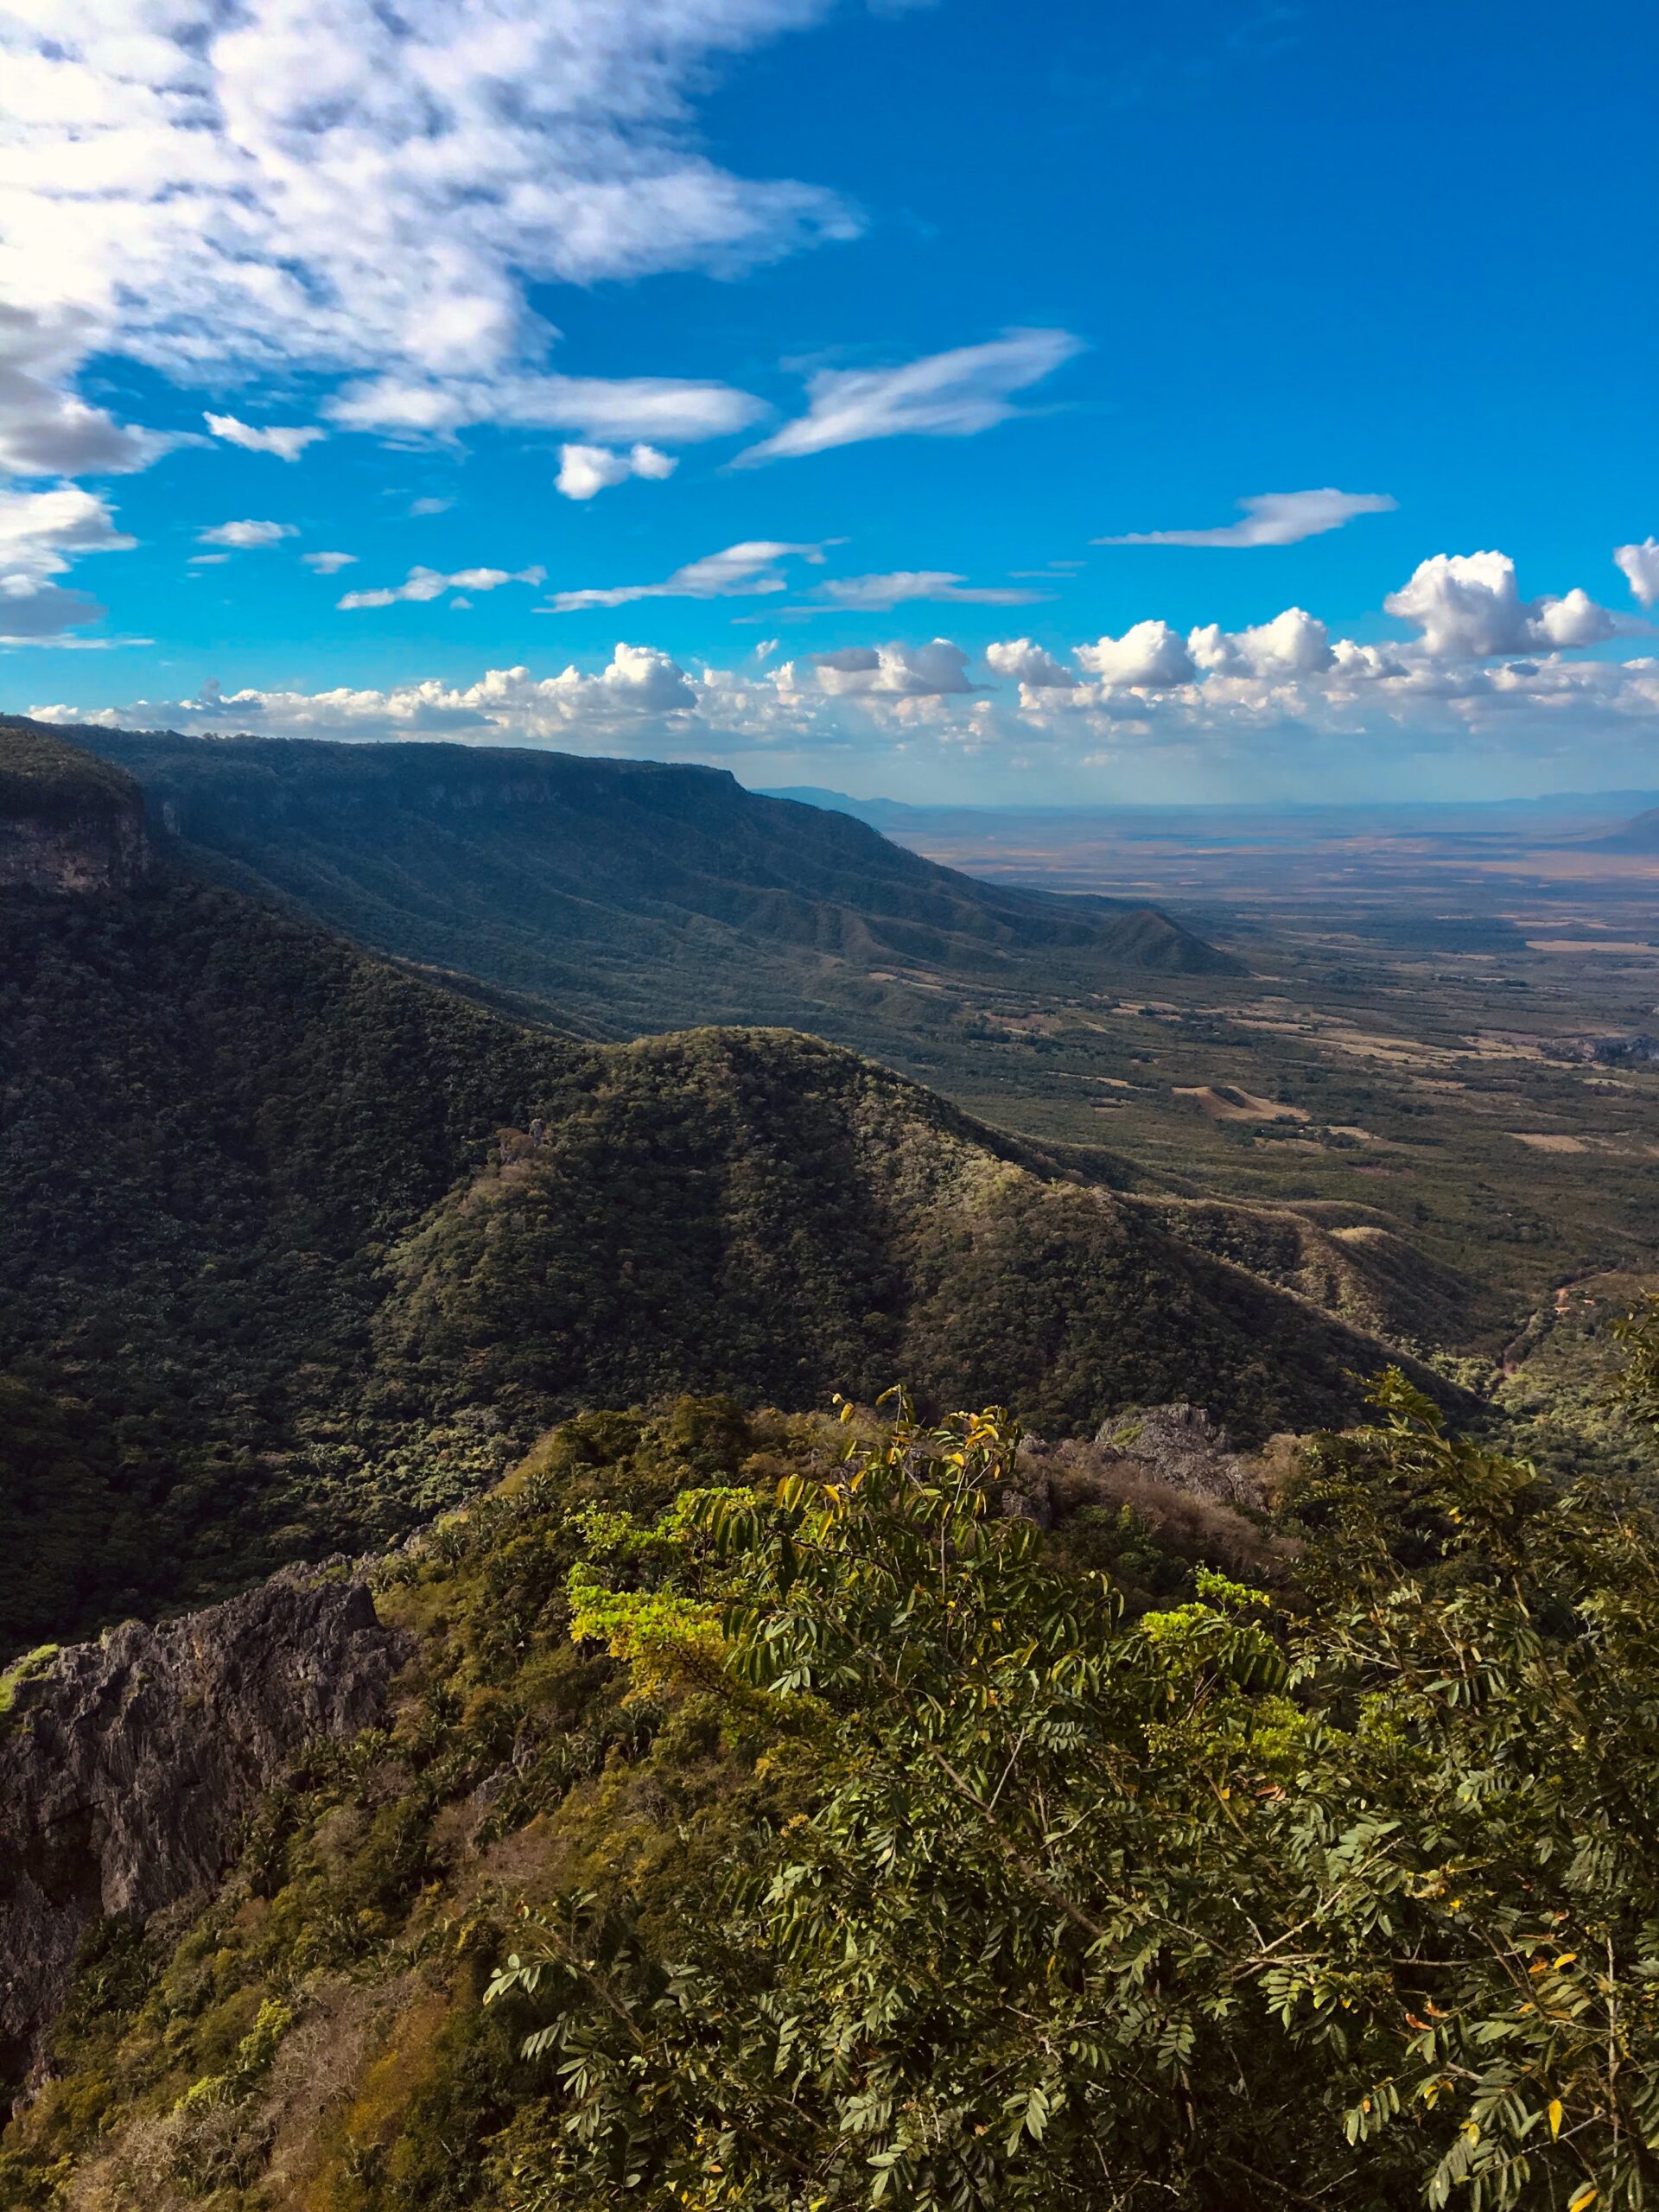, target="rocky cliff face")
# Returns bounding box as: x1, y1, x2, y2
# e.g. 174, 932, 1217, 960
0, 1567, 409, 2088
0, 719, 149, 893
